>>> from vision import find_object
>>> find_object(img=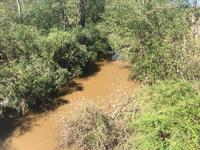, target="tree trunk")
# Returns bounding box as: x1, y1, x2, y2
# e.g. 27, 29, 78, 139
16, 0, 23, 23
60, 0, 69, 30
193, 0, 198, 8
79, 0, 86, 27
